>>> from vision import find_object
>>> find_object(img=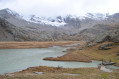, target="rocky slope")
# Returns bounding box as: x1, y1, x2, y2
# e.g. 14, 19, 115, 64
0, 8, 119, 42
77, 21, 119, 43
0, 9, 74, 41
0, 17, 75, 41
0, 18, 15, 41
